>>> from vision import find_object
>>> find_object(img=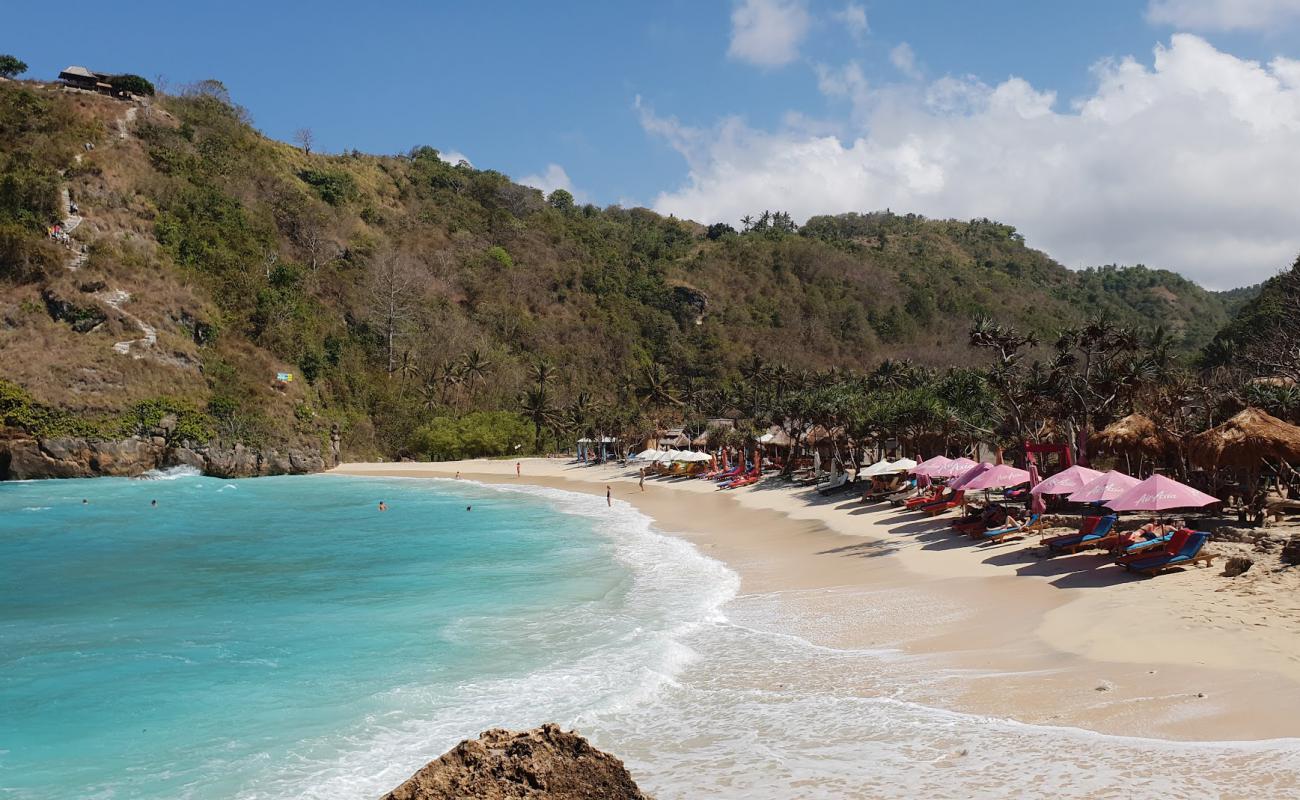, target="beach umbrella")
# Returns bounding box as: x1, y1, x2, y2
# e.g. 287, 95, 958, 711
1066, 470, 1141, 504
1028, 462, 1047, 515
1029, 464, 1104, 496
930, 457, 977, 479
948, 462, 992, 491
1106, 474, 1220, 513
892, 457, 918, 471
963, 464, 1031, 491
862, 458, 908, 477
910, 455, 952, 475
633, 448, 660, 461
